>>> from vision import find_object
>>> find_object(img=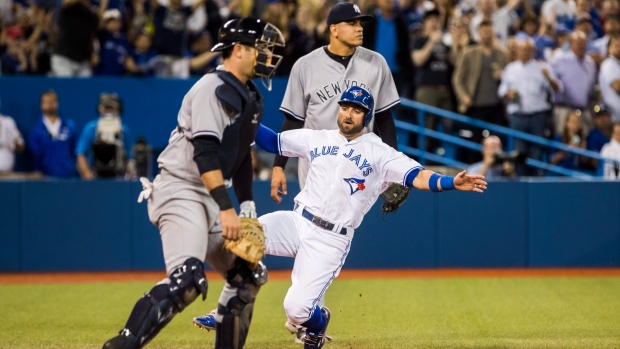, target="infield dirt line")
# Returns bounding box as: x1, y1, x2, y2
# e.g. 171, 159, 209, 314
1, 268, 619, 285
